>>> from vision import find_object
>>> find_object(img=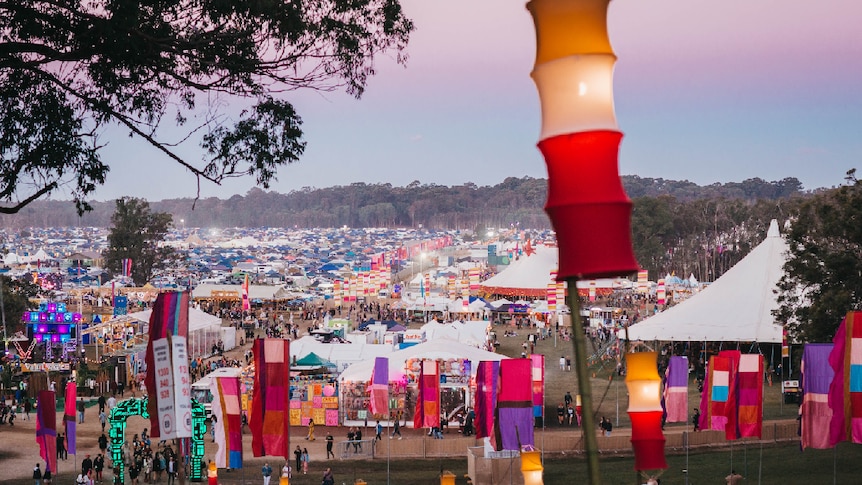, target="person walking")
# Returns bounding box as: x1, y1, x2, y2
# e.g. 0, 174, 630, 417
33, 463, 42, 485
325, 432, 335, 459
725, 470, 743, 485
390, 418, 402, 439
375, 420, 383, 441
99, 410, 107, 432
301, 448, 309, 475
56, 433, 67, 461
24, 398, 32, 420
77, 398, 86, 424
692, 408, 701, 431
260, 463, 274, 485
280, 462, 291, 481
293, 446, 302, 474
306, 420, 315, 441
